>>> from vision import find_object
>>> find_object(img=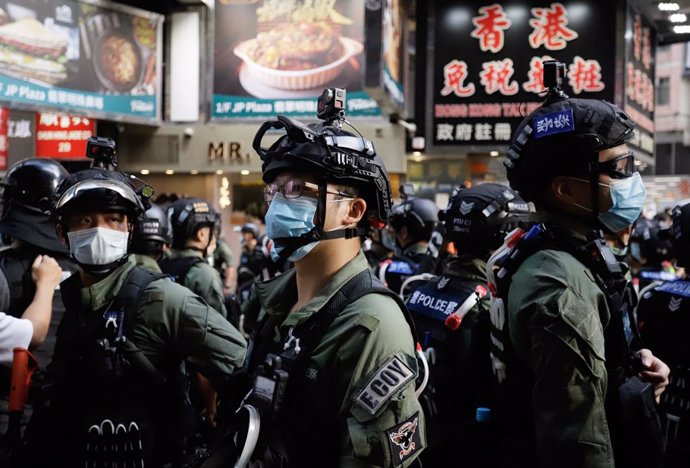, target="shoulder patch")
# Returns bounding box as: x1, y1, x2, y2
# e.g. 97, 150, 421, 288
533, 108, 574, 139
386, 412, 422, 466
355, 356, 415, 416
